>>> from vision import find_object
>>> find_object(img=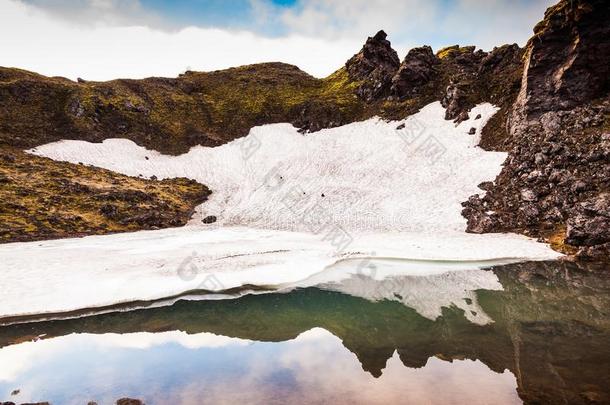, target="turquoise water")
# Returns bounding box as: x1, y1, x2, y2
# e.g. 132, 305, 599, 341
0, 261, 608, 404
